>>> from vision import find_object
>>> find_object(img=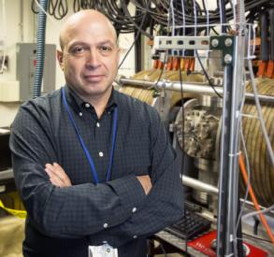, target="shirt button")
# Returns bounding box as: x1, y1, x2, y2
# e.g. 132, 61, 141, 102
132, 207, 137, 213
96, 122, 100, 128
79, 112, 83, 116
99, 152, 104, 157
85, 103, 90, 108
133, 235, 138, 239
103, 223, 108, 228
